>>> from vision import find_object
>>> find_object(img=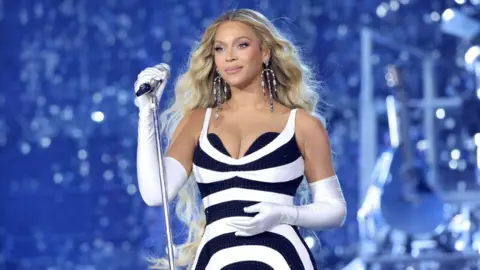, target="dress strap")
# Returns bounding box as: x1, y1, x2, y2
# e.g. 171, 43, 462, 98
200, 107, 212, 136
286, 108, 298, 132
